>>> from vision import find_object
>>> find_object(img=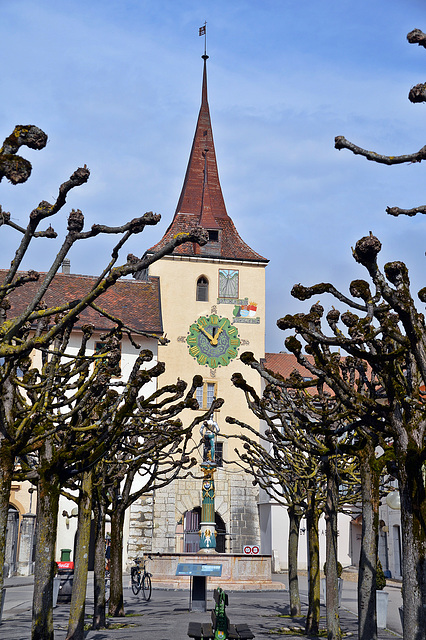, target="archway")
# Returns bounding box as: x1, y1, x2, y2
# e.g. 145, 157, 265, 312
183, 507, 226, 553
